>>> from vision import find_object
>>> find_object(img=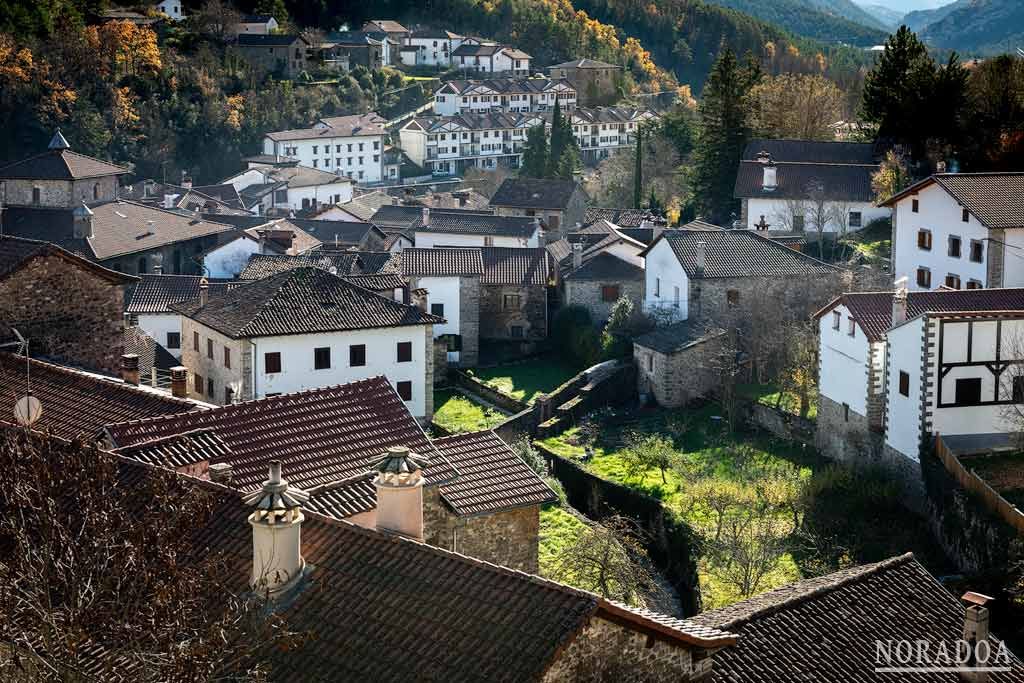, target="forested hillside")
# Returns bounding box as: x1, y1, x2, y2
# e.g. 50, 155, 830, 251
805, 0, 888, 31
918, 0, 1024, 55
704, 0, 887, 46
